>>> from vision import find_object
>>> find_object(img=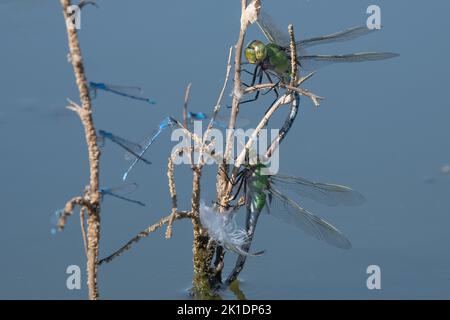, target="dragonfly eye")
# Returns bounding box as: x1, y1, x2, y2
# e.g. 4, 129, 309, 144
245, 40, 267, 64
